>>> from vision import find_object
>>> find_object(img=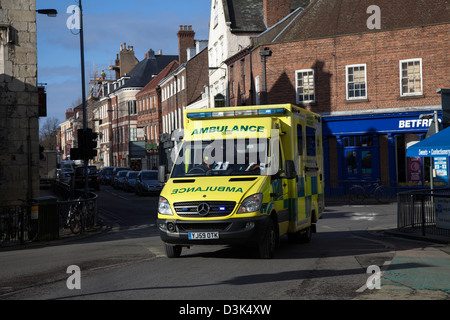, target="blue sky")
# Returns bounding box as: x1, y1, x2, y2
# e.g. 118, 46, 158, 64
36, 0, 211, 127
